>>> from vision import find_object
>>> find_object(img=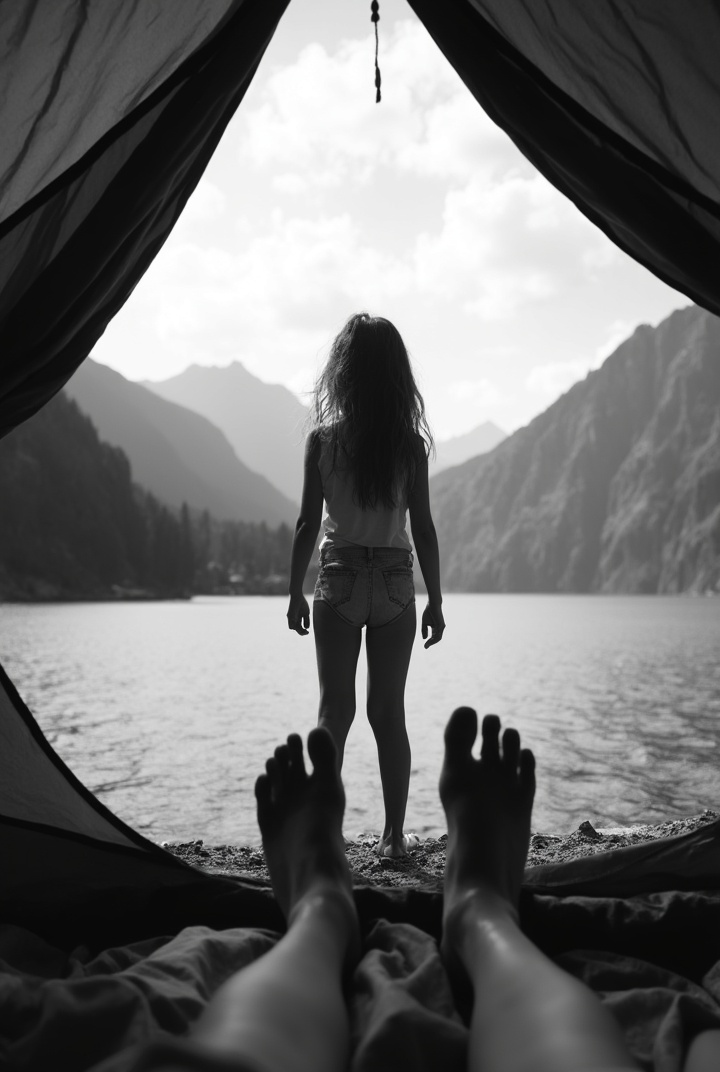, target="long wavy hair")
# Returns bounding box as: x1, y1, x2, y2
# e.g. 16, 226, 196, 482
311, 313, 434, 509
